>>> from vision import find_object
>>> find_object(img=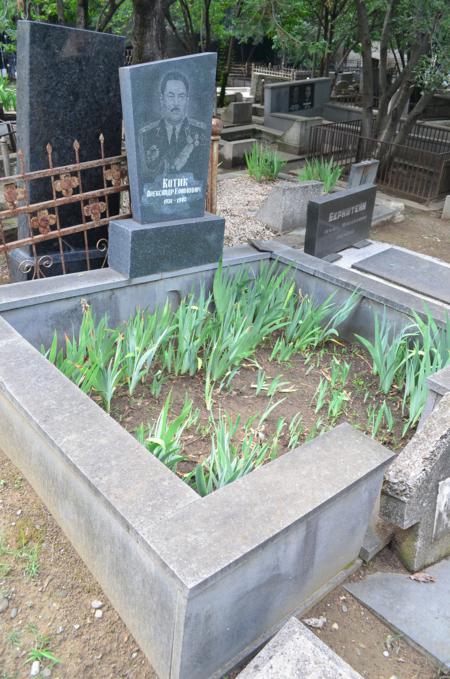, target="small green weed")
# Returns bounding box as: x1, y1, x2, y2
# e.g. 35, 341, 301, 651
7, 628, 21, 647
25, 630, 60, 667
287, 413, 304, 449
